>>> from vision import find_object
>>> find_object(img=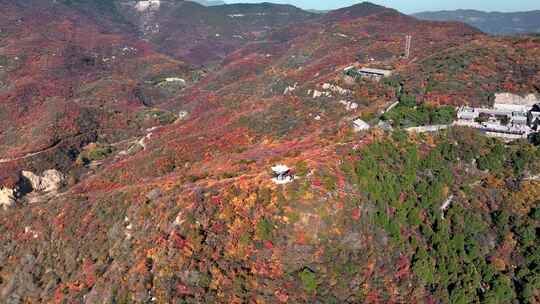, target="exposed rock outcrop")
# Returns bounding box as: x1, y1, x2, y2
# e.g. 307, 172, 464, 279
0, 187, 16, 209
121, 0, 162, 36
134, 0, 161, 12
21, 170, 65, 193
322, 83, 351, 95
494, 93, 539, 106
178, 111, 189, 120
339, 100, 358, 111
157, 77, 187, 93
